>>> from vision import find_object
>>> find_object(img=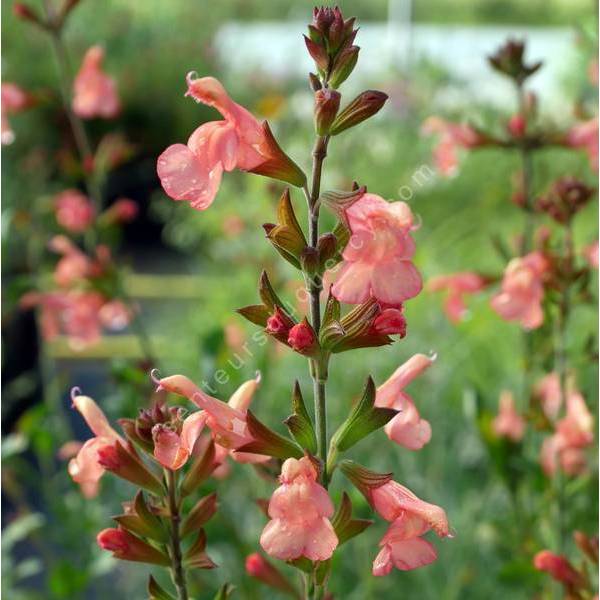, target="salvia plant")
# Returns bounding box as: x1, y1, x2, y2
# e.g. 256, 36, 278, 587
424, 39, 598, 599
14, 5, 455, 600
